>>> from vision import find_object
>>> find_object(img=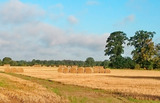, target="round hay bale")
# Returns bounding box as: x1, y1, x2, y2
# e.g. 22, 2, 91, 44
105, 69, 111, 73
4, 68, 11, 73
93, 67, 99, 73
58, 67, 63, 73
84, 67, 93, 73
17, 68, 24, 73
77, 67, 84, 73
59, 65, 67, 68
3, 64, 10, 67
69, 67, 77, 73
71, 66, 78, 69
11, 68, 17, 73
33, 65, 41, 67
99, 68, 105, 73
67, 66, 71, 69
63, 67, 69, 73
